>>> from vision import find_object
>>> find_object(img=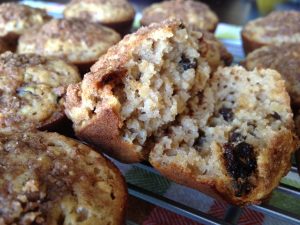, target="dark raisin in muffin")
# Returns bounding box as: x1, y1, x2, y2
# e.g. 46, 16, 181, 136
150, 66, 298, 205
